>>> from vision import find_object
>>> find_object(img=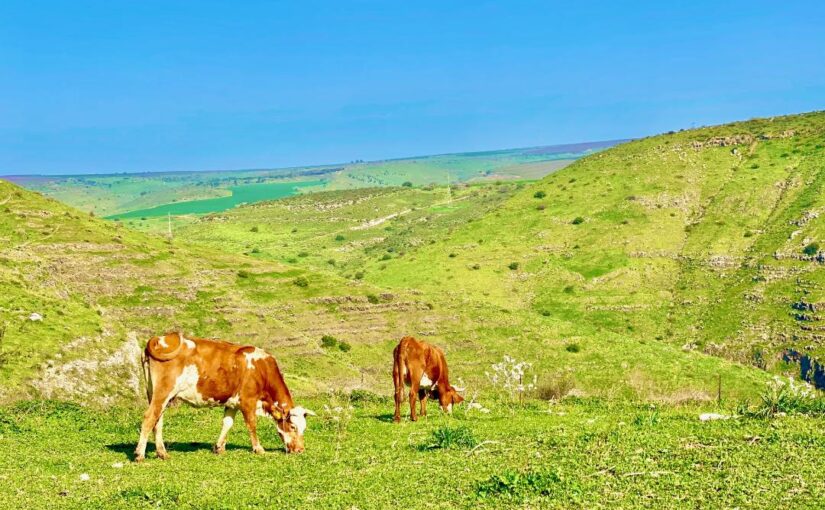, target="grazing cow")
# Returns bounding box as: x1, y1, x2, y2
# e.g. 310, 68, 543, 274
392, 336, 464, 422
134, 332, 314, 461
